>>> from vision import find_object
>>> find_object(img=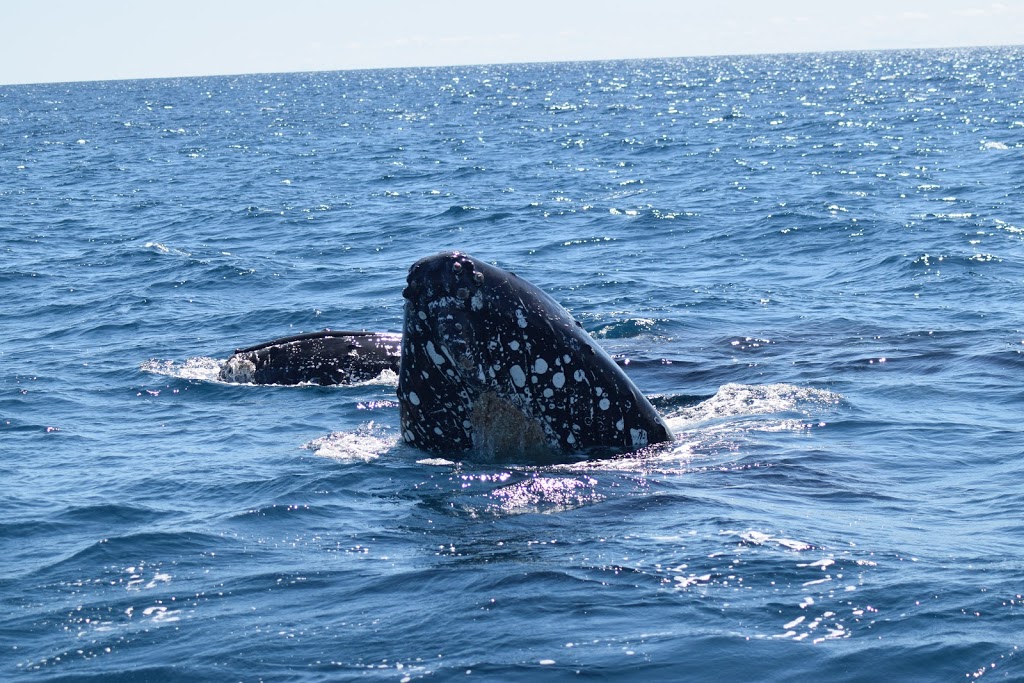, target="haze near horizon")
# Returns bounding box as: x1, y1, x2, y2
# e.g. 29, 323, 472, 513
2, 0, 1022, 86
